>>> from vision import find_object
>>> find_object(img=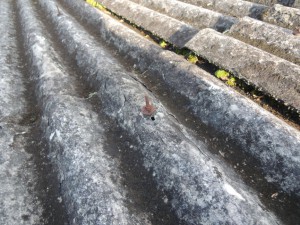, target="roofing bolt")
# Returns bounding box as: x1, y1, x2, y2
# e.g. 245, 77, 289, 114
141, 95, 156, 117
